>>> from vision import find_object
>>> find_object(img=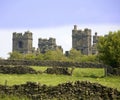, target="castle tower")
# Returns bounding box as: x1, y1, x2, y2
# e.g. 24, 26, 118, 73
12, 31, 33, 53
93, 32, 98, 44
92, 32, 99, 54
72, 25, 91, 55
38, 37, 63, 53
